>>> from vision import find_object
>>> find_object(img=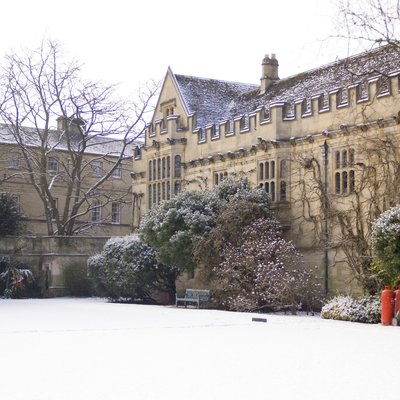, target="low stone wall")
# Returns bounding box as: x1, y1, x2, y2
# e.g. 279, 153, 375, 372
0, 235, 111, 296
